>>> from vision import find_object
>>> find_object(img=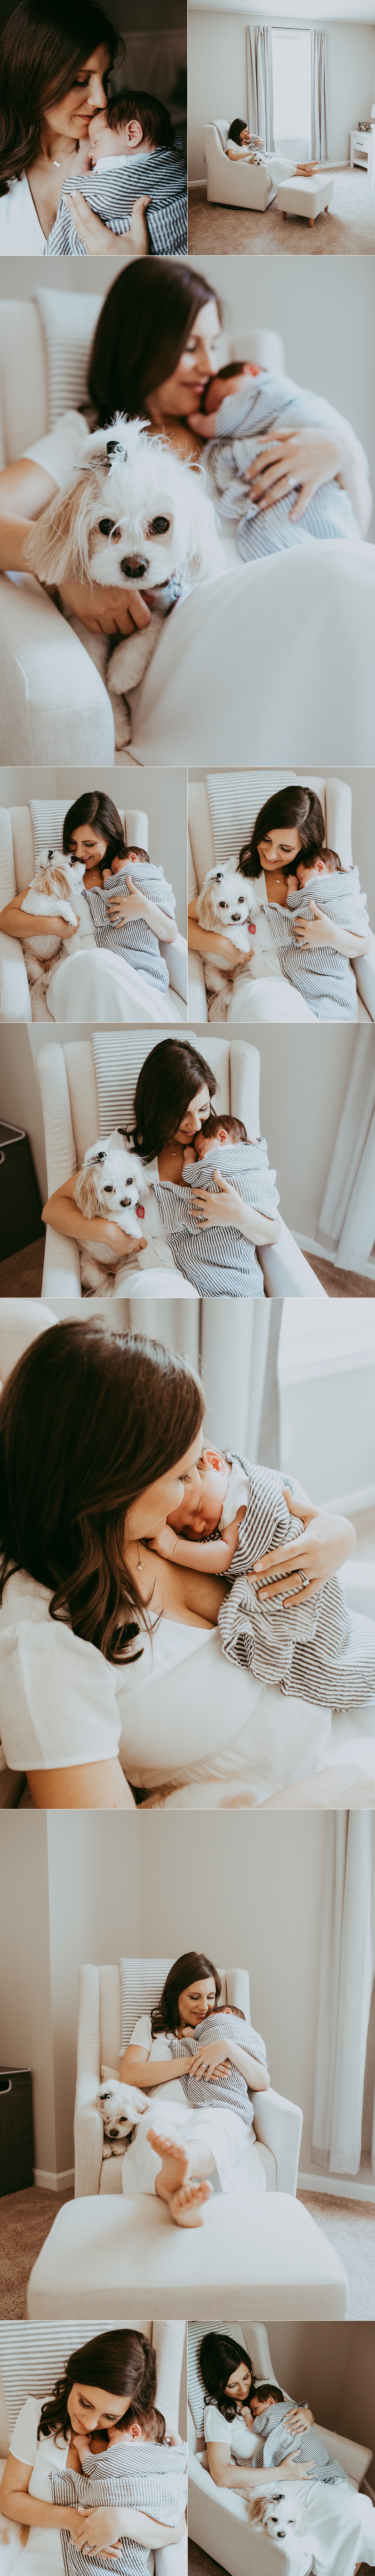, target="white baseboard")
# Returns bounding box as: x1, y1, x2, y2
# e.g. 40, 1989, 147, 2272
298, 2169, 375, 2205
33, 2168, 75, 2191
295, 1231, 375, 1285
